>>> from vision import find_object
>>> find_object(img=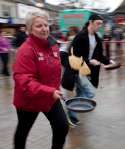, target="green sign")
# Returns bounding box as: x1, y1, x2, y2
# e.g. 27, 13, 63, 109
59, 9, 92, 31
